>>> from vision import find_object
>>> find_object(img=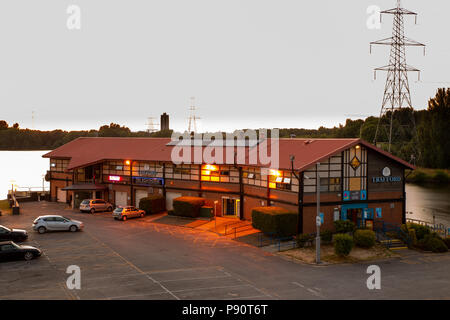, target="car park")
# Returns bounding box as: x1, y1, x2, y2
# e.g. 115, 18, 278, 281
32, 215, 84, 234
112, 206, 145, 221
0, 241, 41, 261
0, 225, 28, 242
79, 199, 113, 213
